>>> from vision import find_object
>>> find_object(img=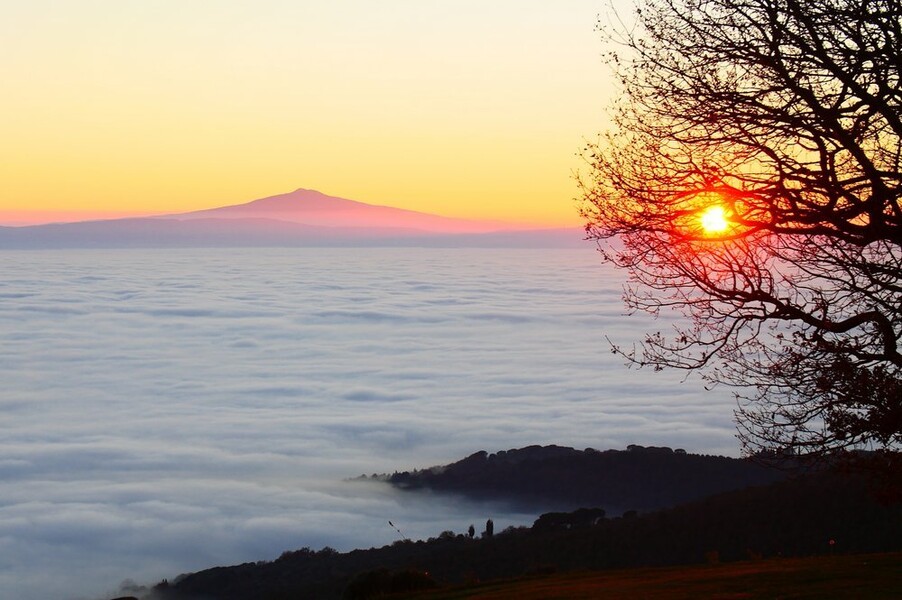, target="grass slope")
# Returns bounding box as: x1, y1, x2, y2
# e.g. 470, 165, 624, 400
407, 552, 902, 600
